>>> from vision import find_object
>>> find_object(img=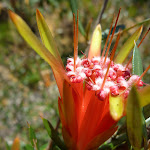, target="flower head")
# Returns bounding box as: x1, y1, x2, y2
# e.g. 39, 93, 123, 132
9, 8, 150, 150
66, 56, 143, 101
